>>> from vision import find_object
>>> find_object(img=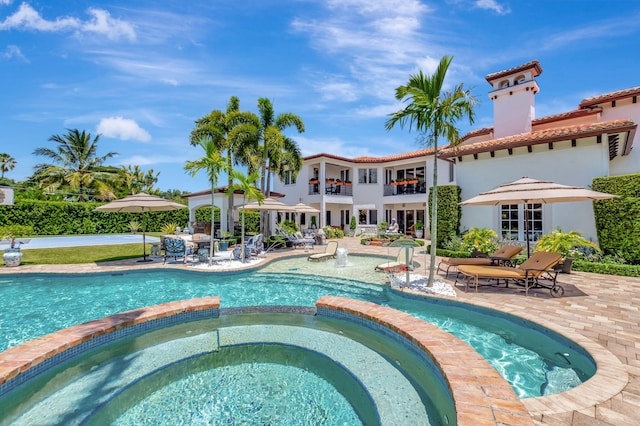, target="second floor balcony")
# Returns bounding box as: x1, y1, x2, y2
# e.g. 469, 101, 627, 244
383, 180, 427, 196
308, 178, 353, 196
